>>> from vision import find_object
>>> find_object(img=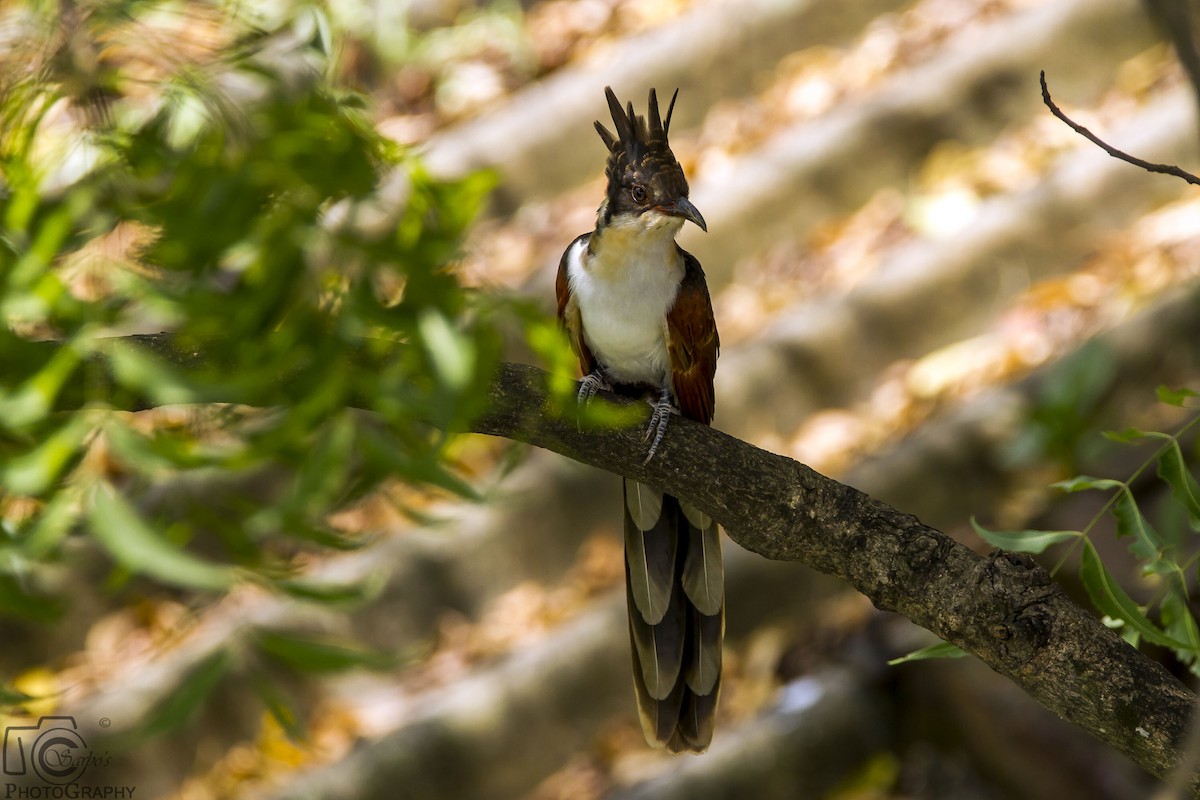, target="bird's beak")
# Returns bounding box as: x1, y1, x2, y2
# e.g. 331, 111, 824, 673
664, 196, 707, 232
